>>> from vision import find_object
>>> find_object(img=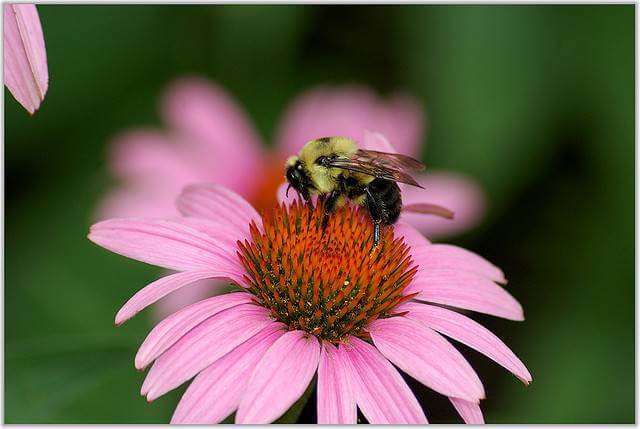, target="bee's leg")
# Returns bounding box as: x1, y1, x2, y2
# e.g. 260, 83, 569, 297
373, 223, 380, 245
364, 187, 383, 246
322, 190, 341, 230
301, 189, 311, 204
